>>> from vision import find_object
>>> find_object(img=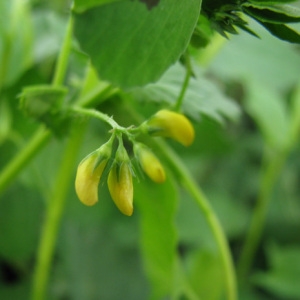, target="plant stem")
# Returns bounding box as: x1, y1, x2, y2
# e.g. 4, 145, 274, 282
153, 140, 237, 300
174, 53, 192, 112
52, 14, 74, 86
0, 127, 51, 195
71, 106, 121, 129
237, 150, 286, 282
31, 123, 86, 300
